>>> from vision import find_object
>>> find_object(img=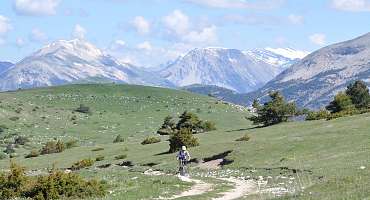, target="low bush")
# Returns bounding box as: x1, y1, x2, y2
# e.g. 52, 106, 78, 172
14, 136, 30, 145
114, 154, 127, 160
236, 134, 251, 142
113, 135, 125, 143
71, 159, 95, 171
25, 150, 40, 159
141, 136, 161, 145
199, 121, 217, 132
92, 147, 104, 152
40, 141, 65, 155
95, 156, 105, 161
9, 116, 20, 121
74, 104, 91, 114
306, 109, 331, 121
0, 125, 8, 133
4, 144, 15, 154
0, 162, 106, 200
